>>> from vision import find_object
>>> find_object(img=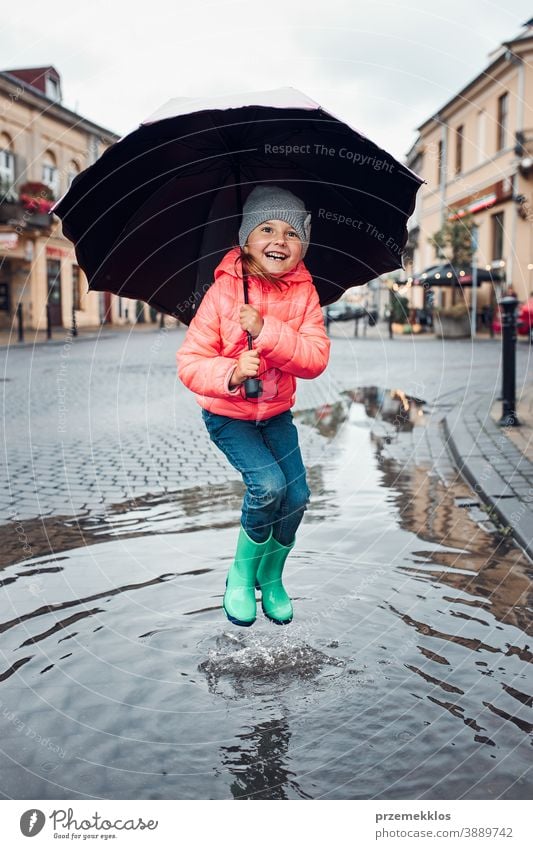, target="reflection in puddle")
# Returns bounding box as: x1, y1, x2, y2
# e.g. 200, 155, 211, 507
0, 386, 531, 801
220, 715, 314, 800
294, 385, 427, 438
